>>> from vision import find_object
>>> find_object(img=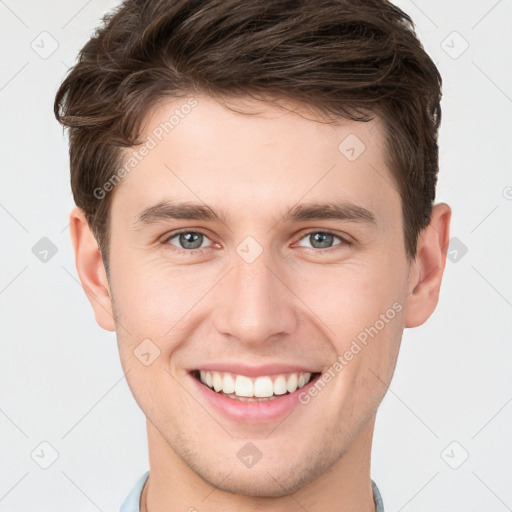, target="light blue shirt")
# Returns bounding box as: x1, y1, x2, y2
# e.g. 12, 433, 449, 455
120, 471, 384, 512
